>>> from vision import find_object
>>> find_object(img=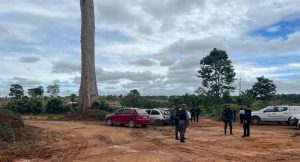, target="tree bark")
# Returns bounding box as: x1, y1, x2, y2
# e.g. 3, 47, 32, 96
79, 0, 98, 112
